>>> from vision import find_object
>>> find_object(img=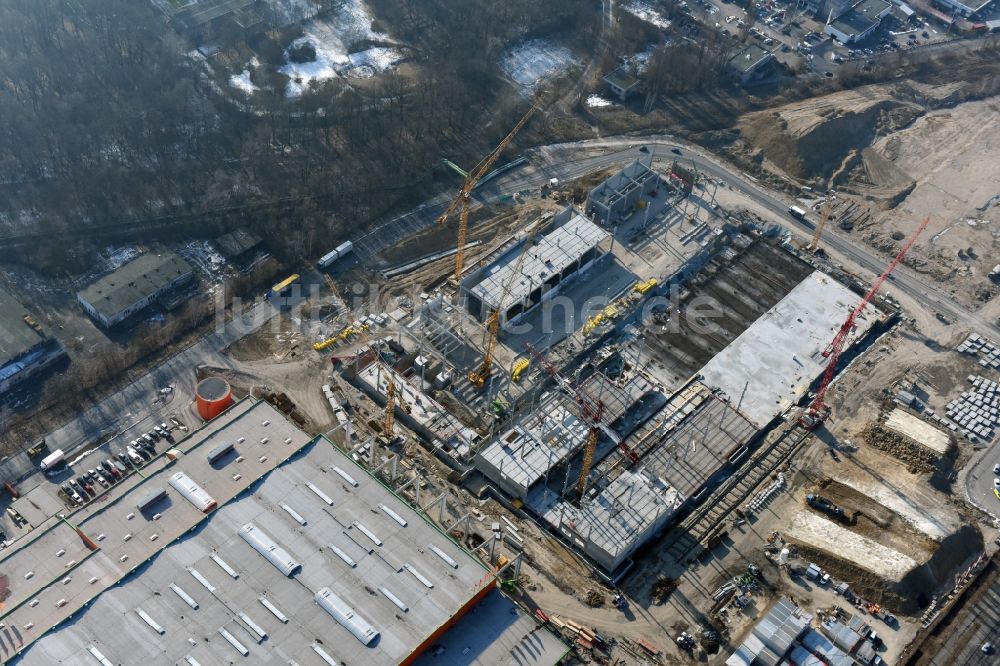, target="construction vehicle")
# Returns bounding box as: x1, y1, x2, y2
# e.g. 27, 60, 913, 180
511, 358, 530, 382
467, 215, 548, 388
807, 192, 833, 253
313, 323, 369, 351
800, 217, 930, 429
438, 104, 537, 285
806, 493, 846, 520
634, 278, 658, 295
23, 314, 43, 333
26, 440, 47, 458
